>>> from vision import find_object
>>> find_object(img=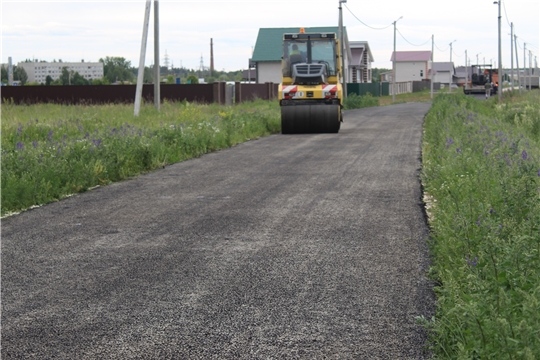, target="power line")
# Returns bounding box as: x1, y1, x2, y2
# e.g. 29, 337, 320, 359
396, 28, 431, 47
452, 49, 462, 58
502, 1, 512, 27
434, 43, 449, 52
343, 4, 392, 30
